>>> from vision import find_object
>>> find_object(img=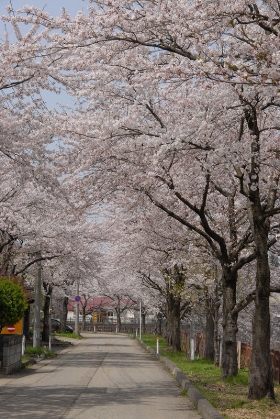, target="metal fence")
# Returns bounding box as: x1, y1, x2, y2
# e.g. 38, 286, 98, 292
73, 322, 156, 334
